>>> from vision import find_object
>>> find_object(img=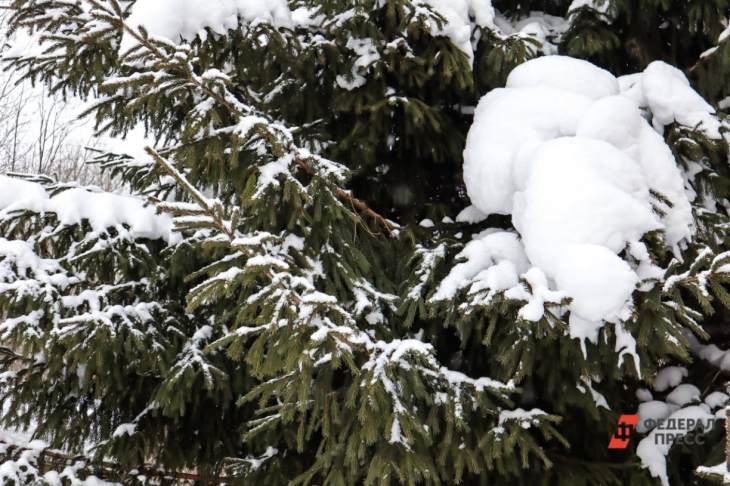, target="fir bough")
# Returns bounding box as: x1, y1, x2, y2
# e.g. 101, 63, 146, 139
1, 1, 730, 485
